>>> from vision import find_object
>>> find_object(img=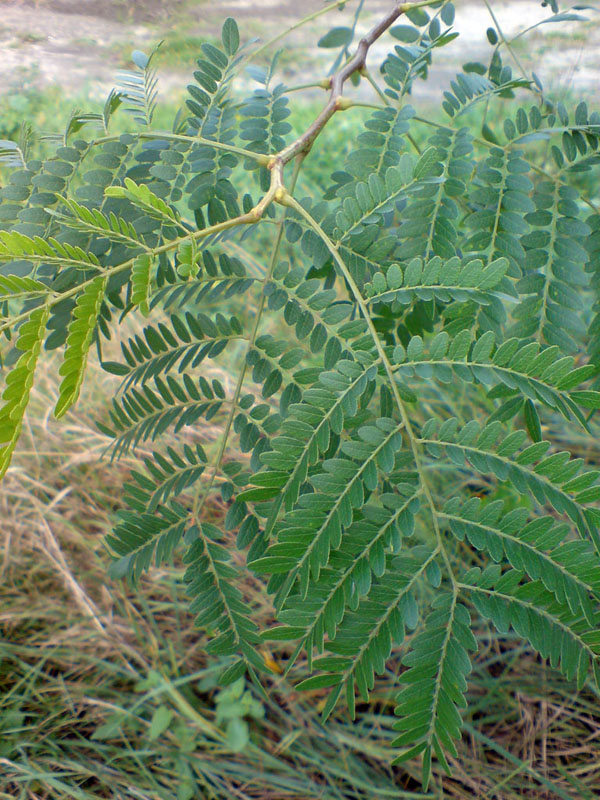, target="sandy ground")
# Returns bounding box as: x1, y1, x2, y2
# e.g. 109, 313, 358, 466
0, 0, 597, 102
